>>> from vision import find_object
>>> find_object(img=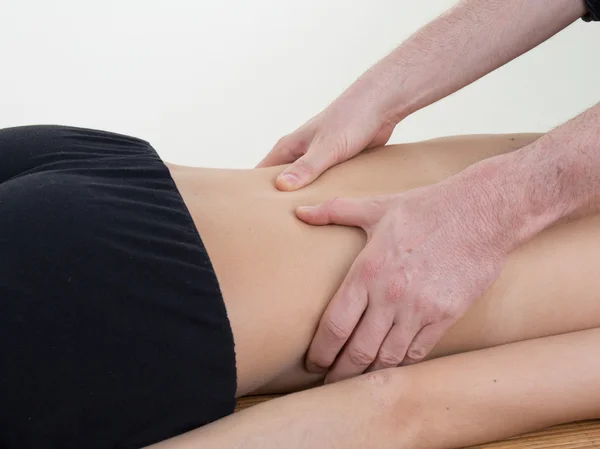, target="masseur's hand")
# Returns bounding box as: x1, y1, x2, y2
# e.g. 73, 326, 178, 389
297, 174, 514, 383
258, 0, 585, 191
257, 77, 399, 191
